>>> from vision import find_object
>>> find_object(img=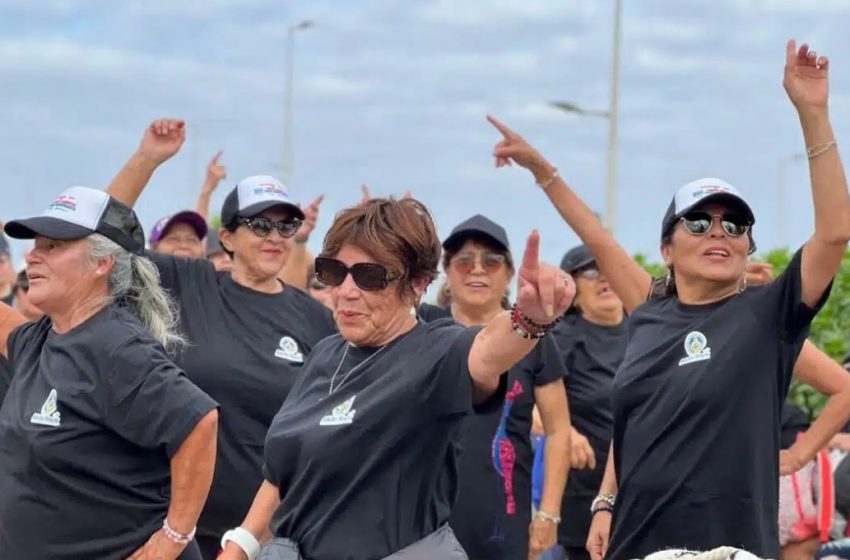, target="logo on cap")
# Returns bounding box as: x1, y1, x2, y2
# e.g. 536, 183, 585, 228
48, 196, 77, 213
253, 183, 288, 198
691, 185, 732, 200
